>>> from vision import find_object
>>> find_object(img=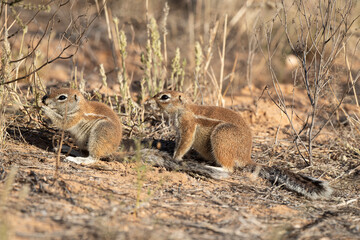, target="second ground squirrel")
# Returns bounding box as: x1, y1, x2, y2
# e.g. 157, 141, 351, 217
42, 88, 122, 164
152, 90, 332, 199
